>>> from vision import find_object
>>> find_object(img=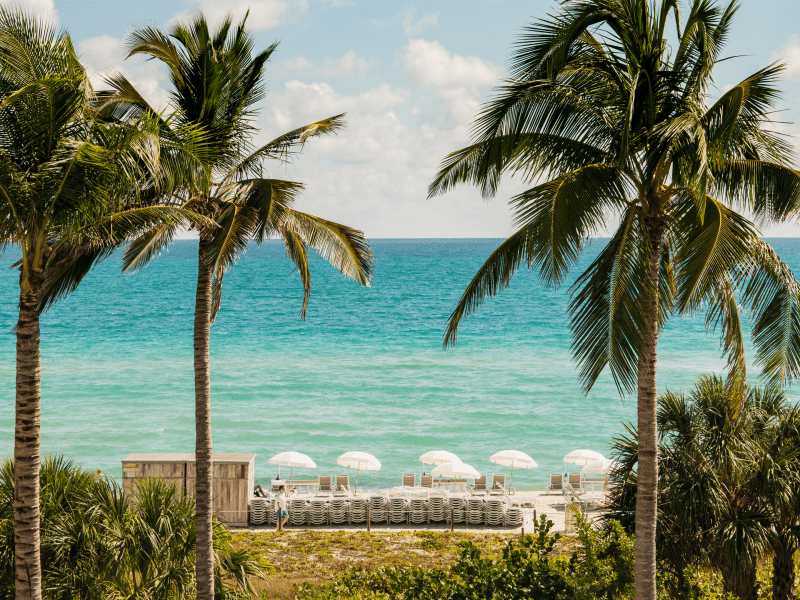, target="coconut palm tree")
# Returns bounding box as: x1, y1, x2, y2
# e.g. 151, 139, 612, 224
0, 11, 207, 600
429, 1, 800, 597
99, 13, 374, 598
